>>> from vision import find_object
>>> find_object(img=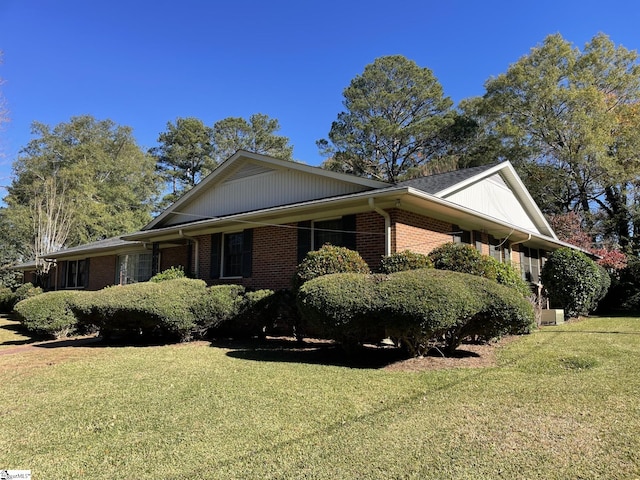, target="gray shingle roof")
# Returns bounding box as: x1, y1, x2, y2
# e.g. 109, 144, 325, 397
395, 163, 499, 194
44, 235, 144, 259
